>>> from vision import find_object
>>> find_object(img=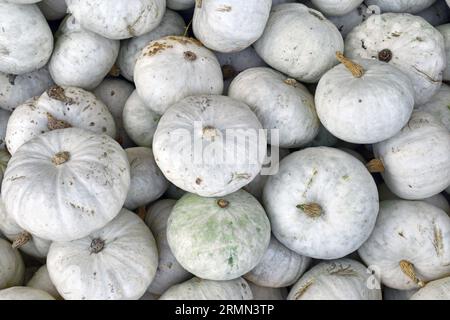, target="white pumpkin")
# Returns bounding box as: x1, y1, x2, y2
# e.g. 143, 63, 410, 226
47, 209, 158, 300
49, 15, 120, 90
66, 0, 166, 40
117, 10, 186, 82
167, 0, 195, 10
417, 0, 450, 26
415, 83, 450, 131
134, 36, 223, 115
315, 55, 415, 144
144, 199, 191, 295
248, 282, 287, 300
366, 0, 436, 13
263, 147, 379, 259
383, 287, 418, 300
0, 67, 54, 112
310, 0, 364, 16
244, 236, 311, 288
0, 287, 54, 300
0, 3, 53, 75
229, 67, 319, 148
2, 128, 130, 242
410, 277, 450, 299
437, 24, 450, 81
288, 259, 382, 300
371, 112, 450, 200
160, 277, 253, 300
254, 3, 344, 83
27, 265, 62, 300
0, 149, 10, 187
345, 13, 446, 105
358, 200, 450, 290
328, 3, 376, 38
167, 190, 271, 281
38, 0, 68, 21
5, 86, 116, 155
124, 147, 168, 210
0, 238, 24, 290
153, 95, 266, 197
